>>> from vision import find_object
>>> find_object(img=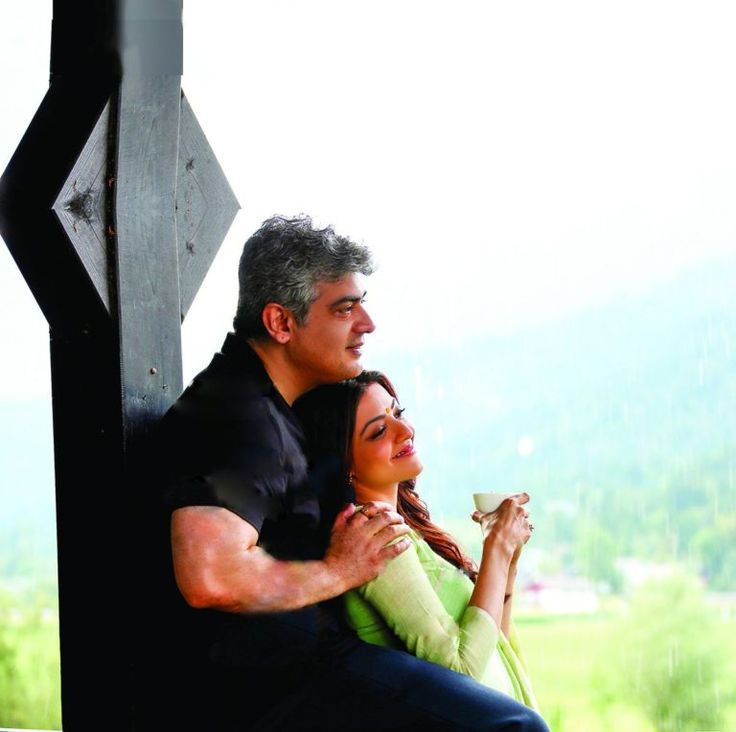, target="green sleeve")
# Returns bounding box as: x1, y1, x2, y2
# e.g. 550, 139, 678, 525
356, 537, 499, 680
506, 622, 530, 676
498, 625, 540, 711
